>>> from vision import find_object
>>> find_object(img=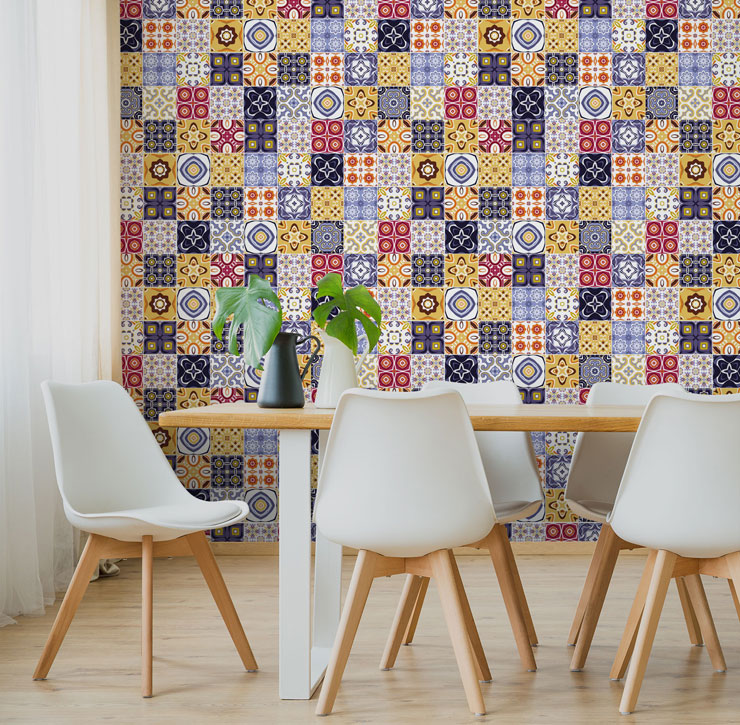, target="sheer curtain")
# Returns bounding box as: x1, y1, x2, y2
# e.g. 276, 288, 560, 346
0, 0, 115, 626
